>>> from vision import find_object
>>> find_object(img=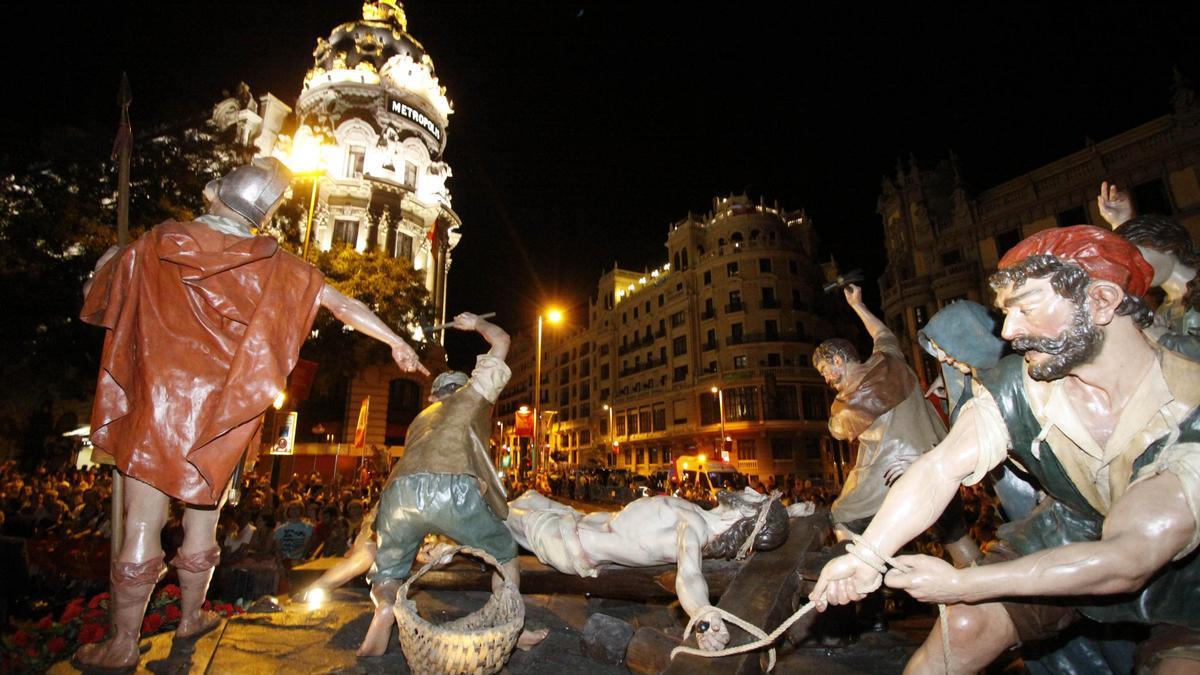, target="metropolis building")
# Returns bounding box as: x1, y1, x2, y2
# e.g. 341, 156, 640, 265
495, 195, 859, 488
210, 1, 458, 449
879, 77, 1200, 385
